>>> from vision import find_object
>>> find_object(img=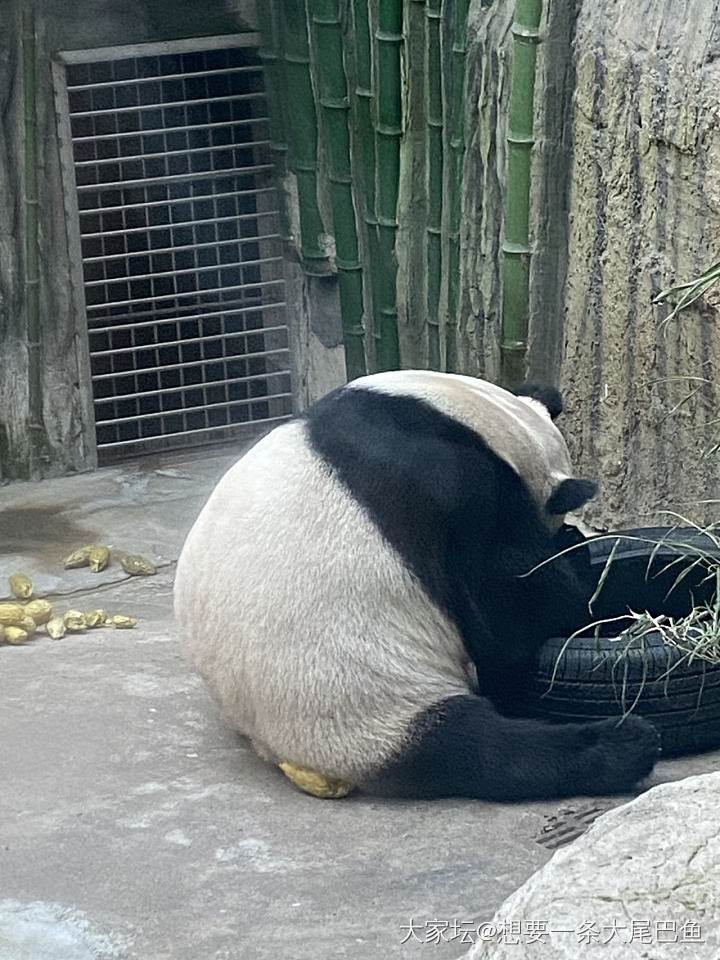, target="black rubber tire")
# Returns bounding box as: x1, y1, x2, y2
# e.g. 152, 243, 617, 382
517, 527, 720, 757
